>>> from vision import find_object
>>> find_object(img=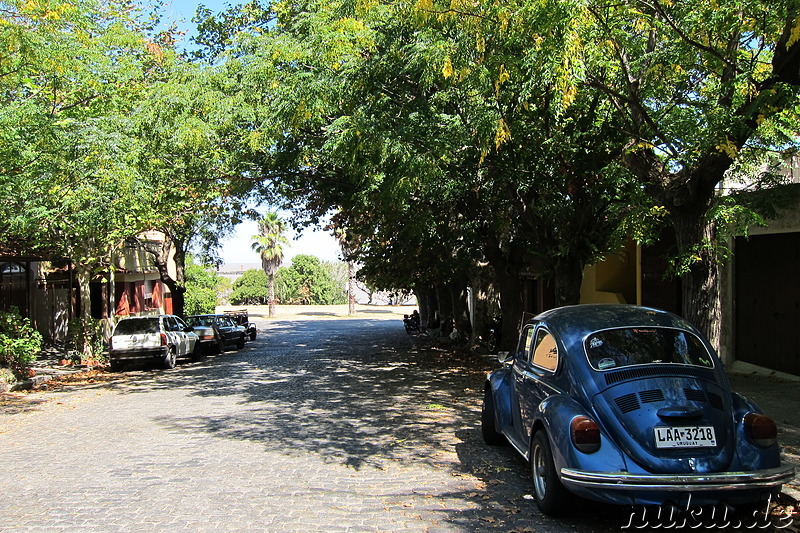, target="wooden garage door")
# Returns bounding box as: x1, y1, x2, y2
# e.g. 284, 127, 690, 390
735, 232, 800, 375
